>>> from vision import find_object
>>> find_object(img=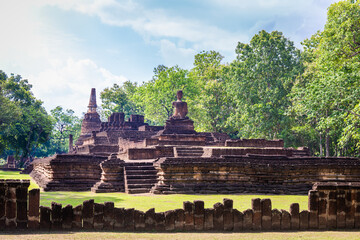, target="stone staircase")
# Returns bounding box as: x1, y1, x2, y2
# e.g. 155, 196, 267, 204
175, 147, 204, 157
124, 162, 158, 194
